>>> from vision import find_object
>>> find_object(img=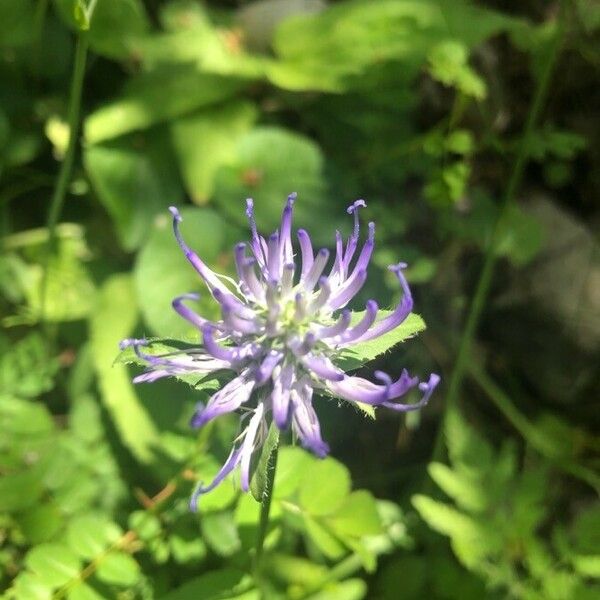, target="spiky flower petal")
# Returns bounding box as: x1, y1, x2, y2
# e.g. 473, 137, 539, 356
121, 194, 439, 509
